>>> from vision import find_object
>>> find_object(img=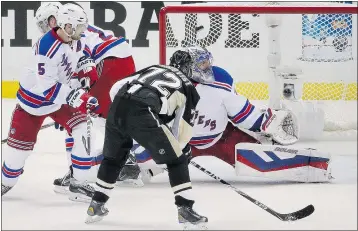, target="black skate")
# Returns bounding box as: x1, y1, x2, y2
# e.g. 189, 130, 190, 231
53, 167, 72, 195
68, 178, 95, 203
1, 184, 13, 196
116, 153, 144, 187
85, 200, 109, 224
177, 201, 208, 230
